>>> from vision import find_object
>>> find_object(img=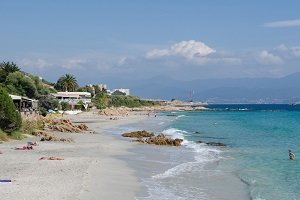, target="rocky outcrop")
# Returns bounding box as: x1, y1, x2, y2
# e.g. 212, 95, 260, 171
122, 130, 154, 138
197, 140, 226, 147
122, 131, 183, 146
42, 118, 91, 133
135, 134, 183, 146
